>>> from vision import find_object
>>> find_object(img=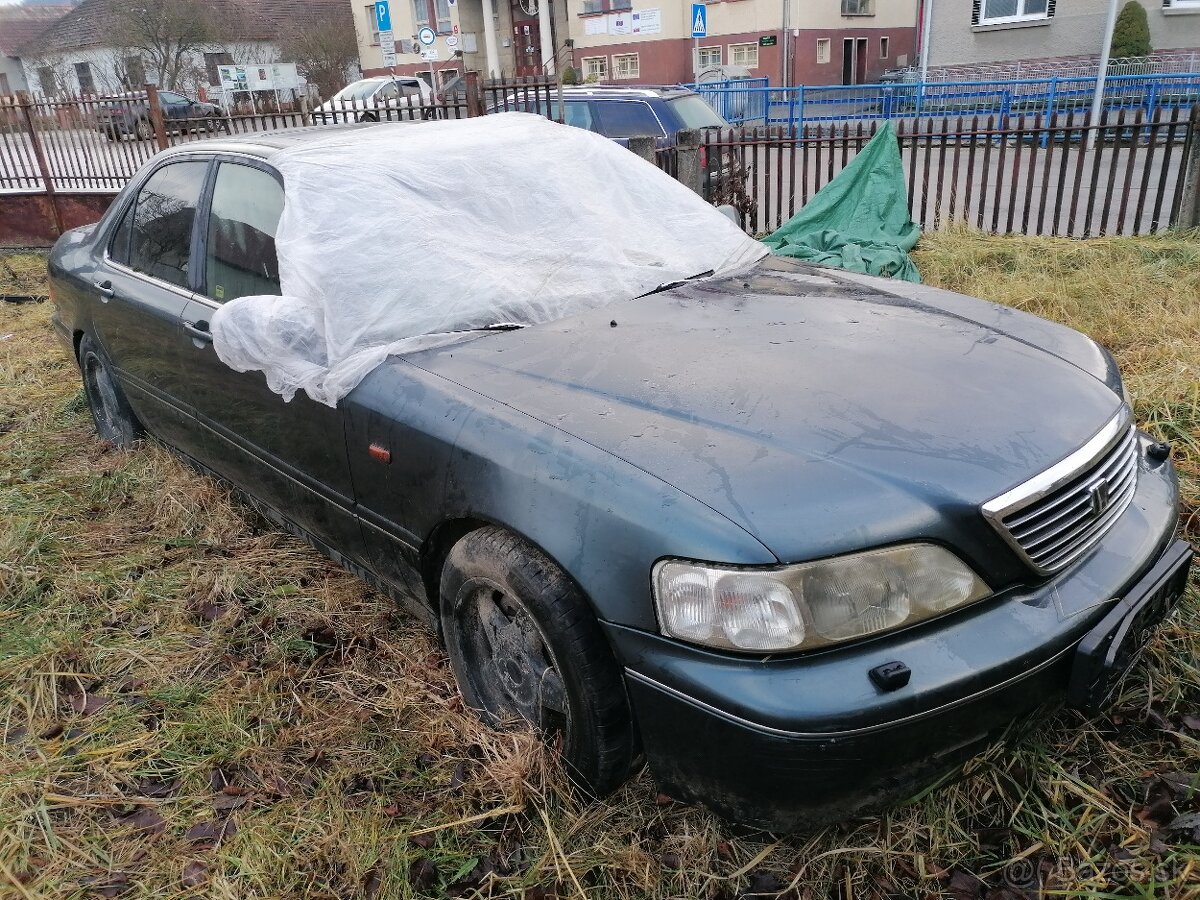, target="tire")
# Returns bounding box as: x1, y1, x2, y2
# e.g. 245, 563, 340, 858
78, 334, 142, 447
135, 118, 153, 141
440, 526, 637, 795
357, 111, 378, 123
